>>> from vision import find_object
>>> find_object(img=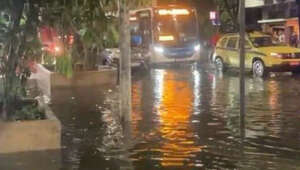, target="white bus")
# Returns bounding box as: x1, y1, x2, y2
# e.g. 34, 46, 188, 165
130, 5, 201, 66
